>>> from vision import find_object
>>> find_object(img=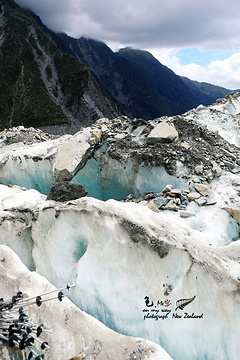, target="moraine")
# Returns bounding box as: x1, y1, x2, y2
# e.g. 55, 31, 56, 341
1, 92, 240, 359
